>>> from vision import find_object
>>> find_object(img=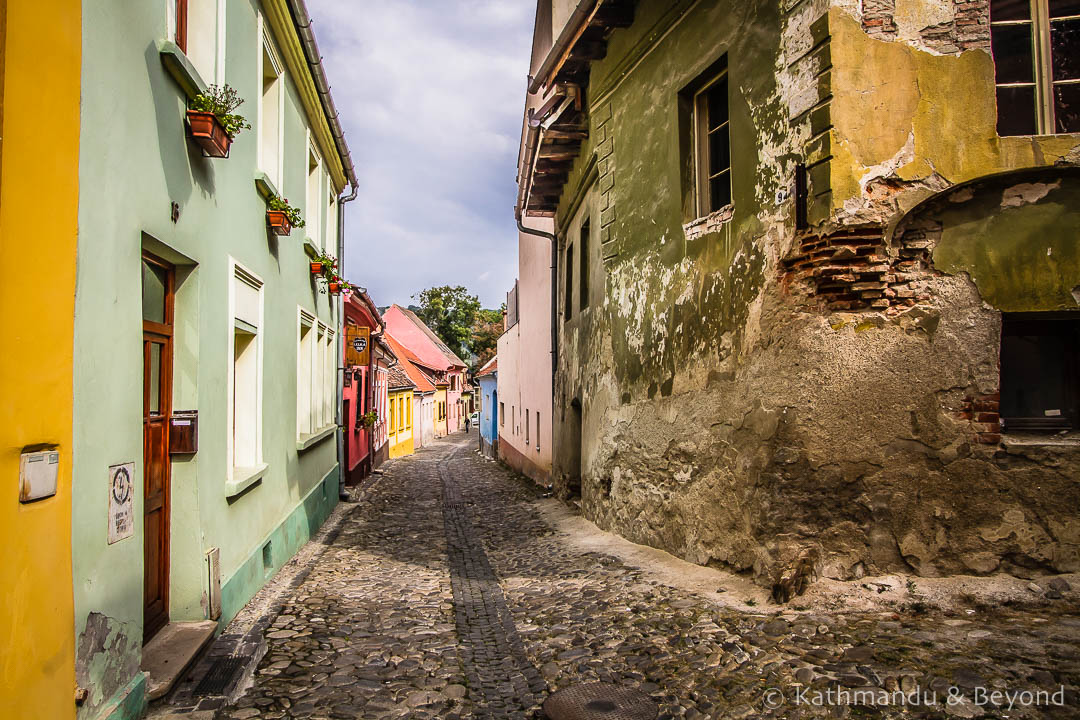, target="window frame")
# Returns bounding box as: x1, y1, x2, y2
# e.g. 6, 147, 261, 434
228, 260, 265, 478
692, 68, 732, 217
1000, 312, 1079, 433
991, 0, 1080, 135
257, 19, 285, 187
